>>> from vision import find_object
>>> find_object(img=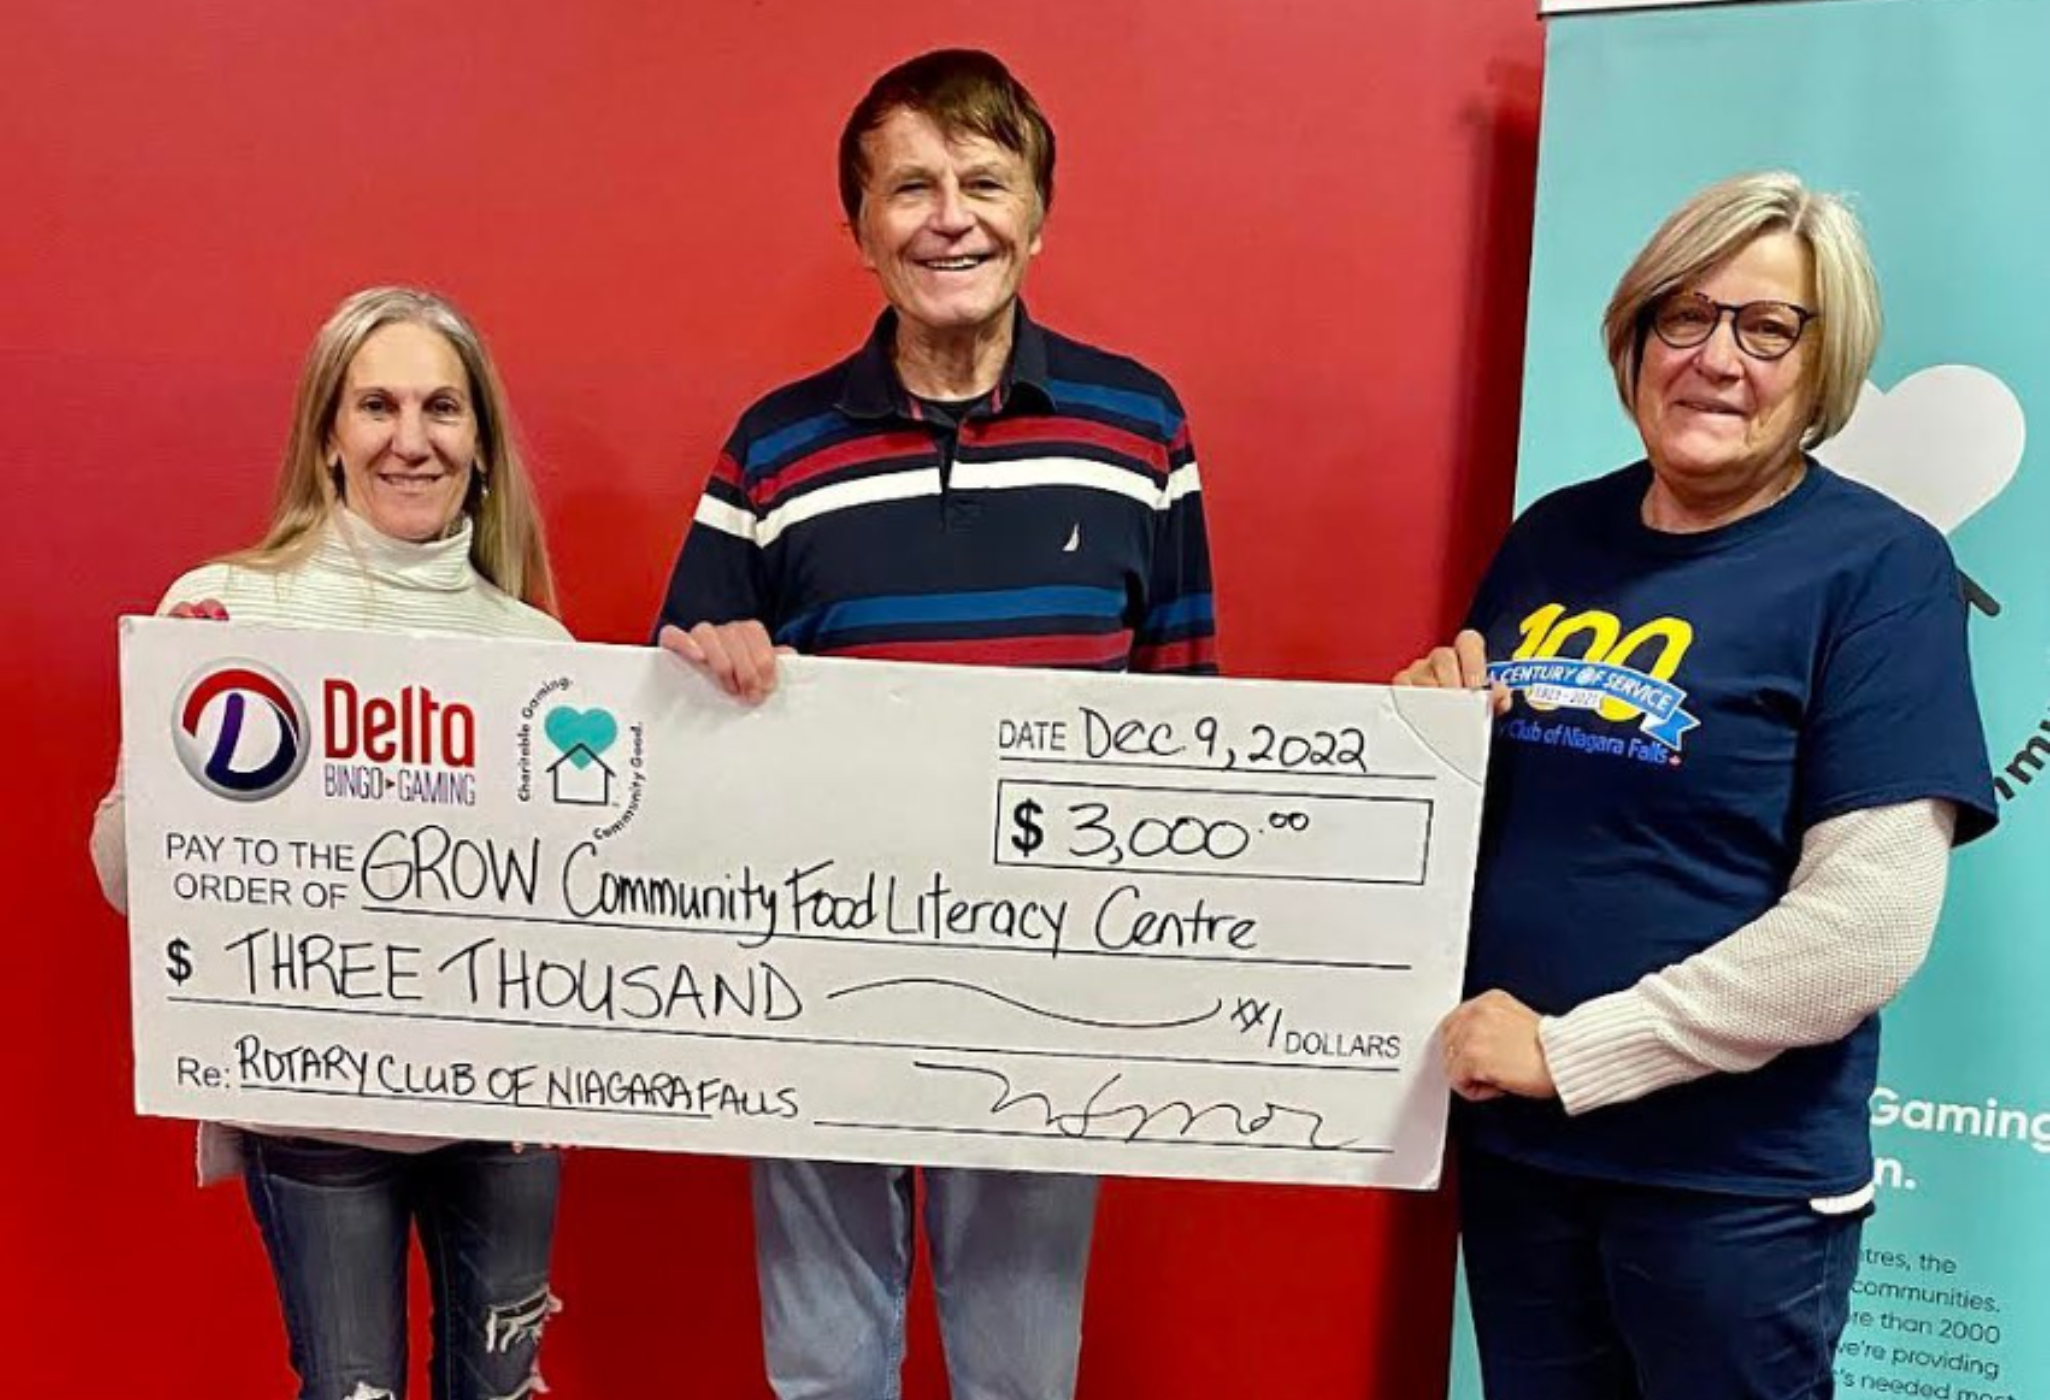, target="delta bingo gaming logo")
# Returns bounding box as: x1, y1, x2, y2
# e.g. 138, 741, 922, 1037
173, 661, 480, 806
172, 661, 310, 801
